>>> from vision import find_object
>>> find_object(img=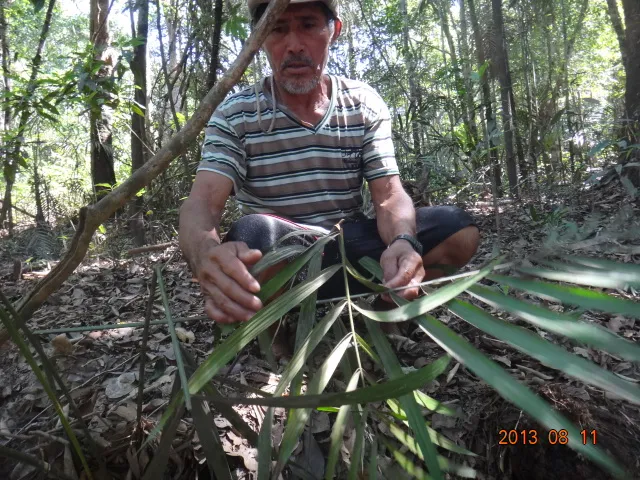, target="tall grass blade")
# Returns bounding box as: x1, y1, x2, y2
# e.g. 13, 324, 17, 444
385, 426, 477, 478
258, 407, 274, 480
0, 305, 93, 480
291, 251, 323, 395
142, 375, 185, 480
155, 265, 192, 410
325, 370, 361, 480
468, 285, 640, 362
382, 416, 476, 456
347, 407, 369, 480
144, 265, 340, 447
352, 261, 497, 323
368, 436, 378, 480
181, 346, 260, 446
517, 265, 640, 290
275, 333, 353, 476
258, 234, 336, 301
274, 301, 347, 397
191, 397, 233, 480
413, 312, 627, 478
203, 357, 456, 409
251, 245, 307, 276
559, 255, 640, 280
448, 299, 640, 404
367, 319, 446, 480
489, 274, 640, 319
